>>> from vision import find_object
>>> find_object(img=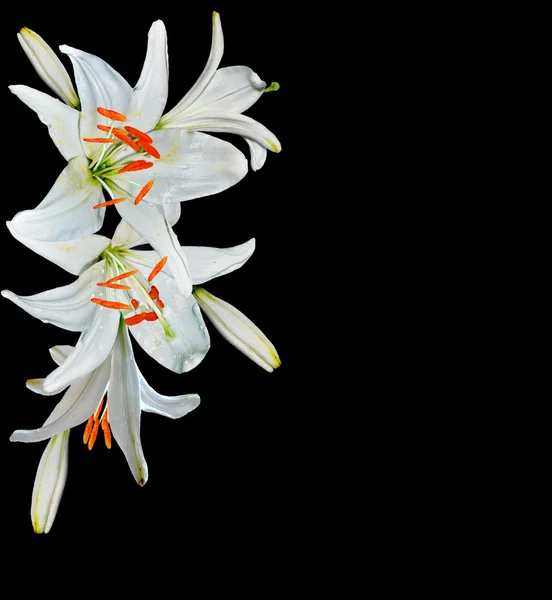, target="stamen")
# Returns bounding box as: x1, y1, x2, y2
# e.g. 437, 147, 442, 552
97, 107, 127, 122
83, 137, 119, 143
144, 312, 159, 322
148, 285, 159, 300
118, 160, 154, 174
93, 198, 126, 209
91, 298, 132, 310
134, 180, 154, 205
106, 270, 139, 284
97, 282, 132, 290
139, 140, 161, 160
101, 409, 112, 449
124, 126, 153, 143
83, 416, 94, 444
88, 418, 101, 450
148, 256, 168, 282
125, 313, 147, 326
156, 299, 165, 309
131, 299, 139, 309
94, 395, 106, 420
97, 124, 112, 133
111, 130, 141, 152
